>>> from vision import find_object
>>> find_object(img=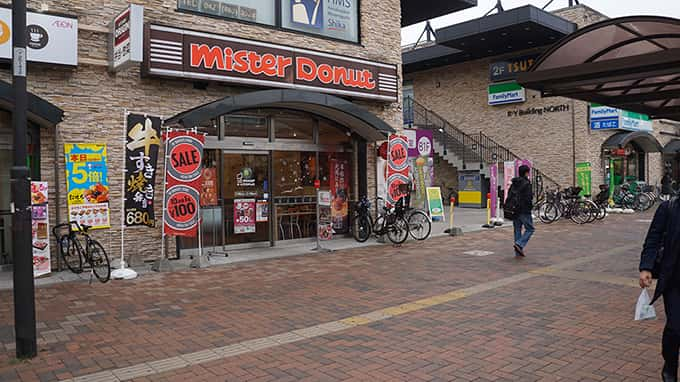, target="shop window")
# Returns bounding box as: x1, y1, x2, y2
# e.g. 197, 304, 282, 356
273, 110, 314, 141
223, 113, 268, 138
177, 0, 276, 26
318, 119, 351, 145
281, 0, 359, 43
